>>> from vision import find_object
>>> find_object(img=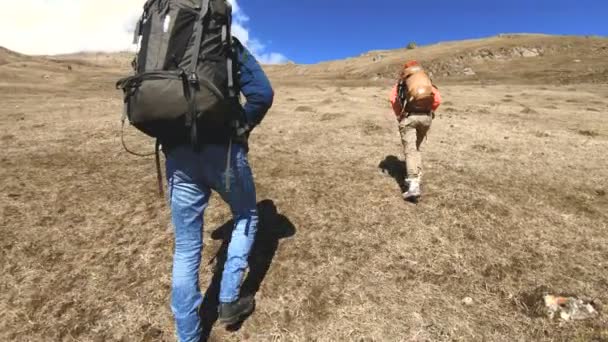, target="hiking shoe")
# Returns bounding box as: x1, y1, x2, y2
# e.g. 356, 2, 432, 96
218, 296, 255, 325
402, 178, 421, 201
